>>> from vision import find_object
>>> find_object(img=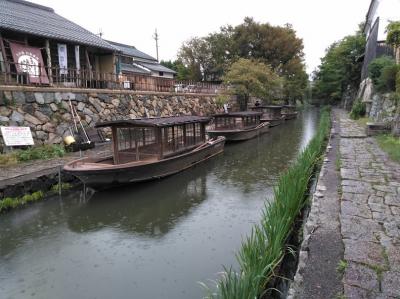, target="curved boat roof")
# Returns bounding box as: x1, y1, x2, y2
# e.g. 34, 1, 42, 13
213, 111, 262, 117
95, 116, 211, 128
251, 105, 283, 109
